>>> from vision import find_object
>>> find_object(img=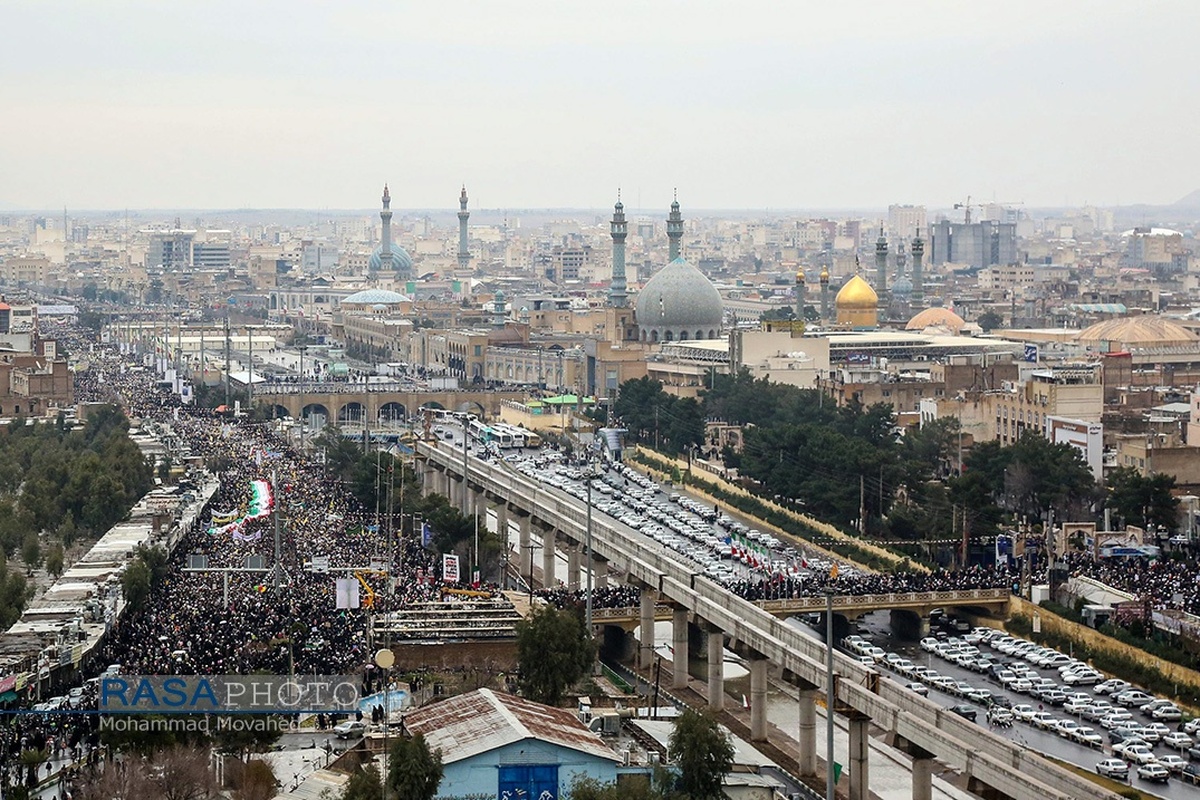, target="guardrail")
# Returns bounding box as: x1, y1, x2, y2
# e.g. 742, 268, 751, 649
419, 442, 1117, 800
